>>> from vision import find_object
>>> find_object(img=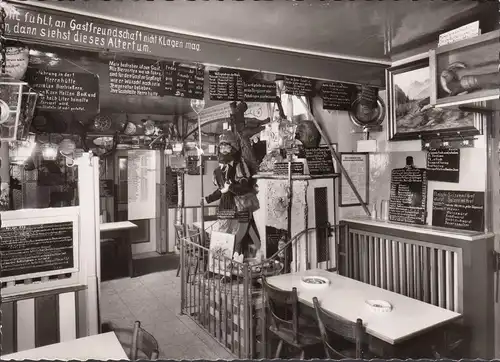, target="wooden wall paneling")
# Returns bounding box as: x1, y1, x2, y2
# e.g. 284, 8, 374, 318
16, 299, 35, 351
34, 294, 59, 347
0, 301, 16, 354
76, 288, 88, 339
58, 292, 77, 342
